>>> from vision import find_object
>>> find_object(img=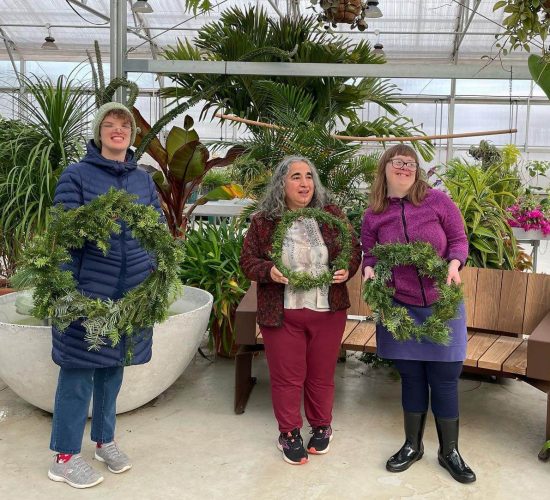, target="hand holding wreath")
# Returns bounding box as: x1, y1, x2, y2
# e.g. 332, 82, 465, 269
363, 242, 463, 345
270, 207, 353, 291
